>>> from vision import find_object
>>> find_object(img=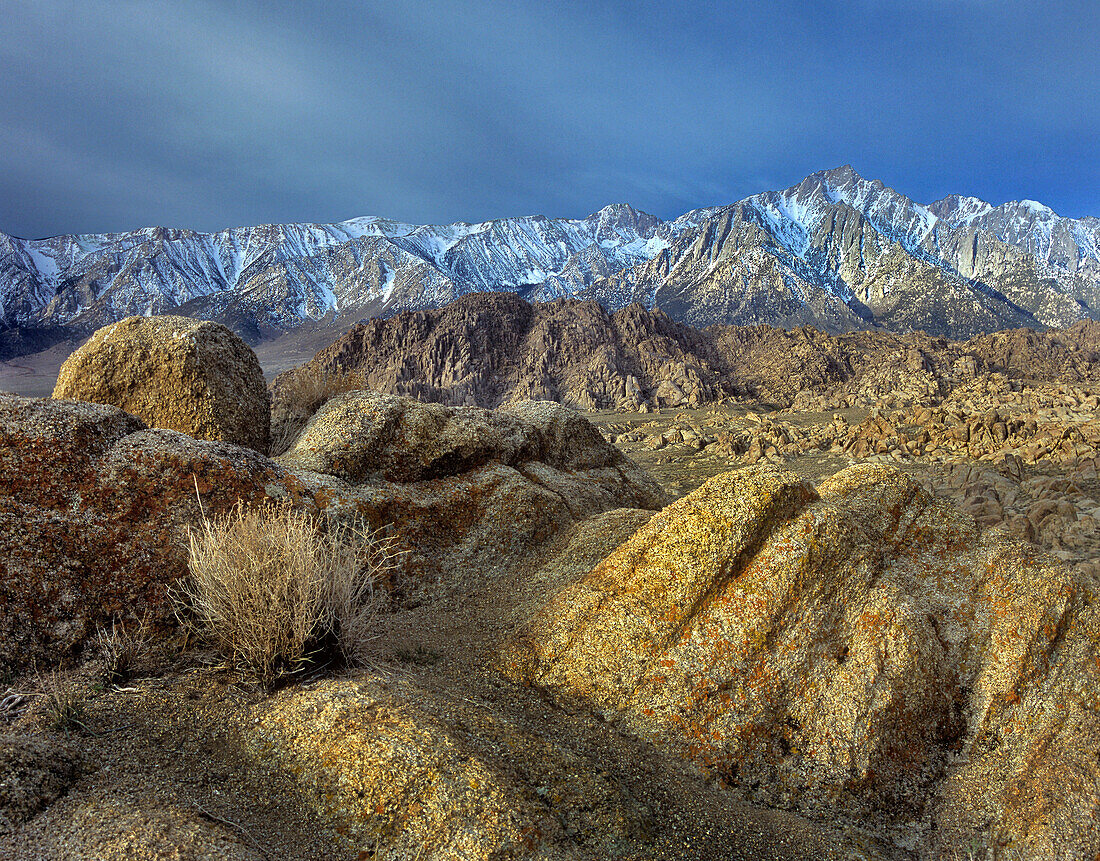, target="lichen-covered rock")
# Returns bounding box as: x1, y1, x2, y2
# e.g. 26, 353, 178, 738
242, 677, 576, 860
276, 393, 666, 589
0, 394, 313, 674
30, 793, 265, 861
52, 315, 270, 453
504, 463, 1100, 857
0, 390, 661, 673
